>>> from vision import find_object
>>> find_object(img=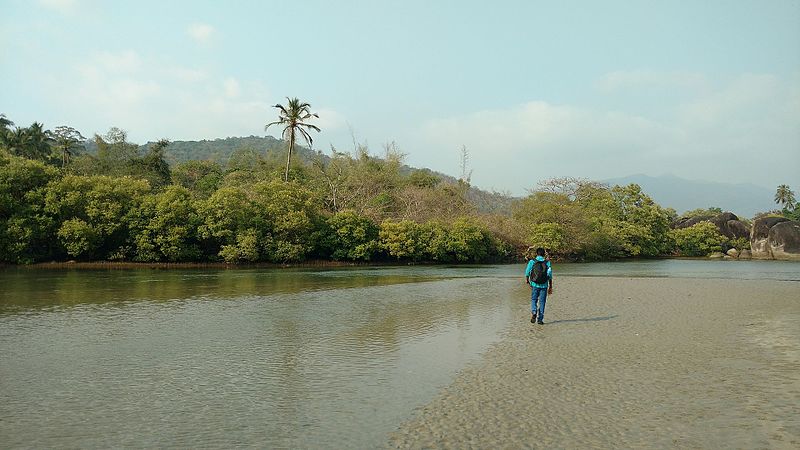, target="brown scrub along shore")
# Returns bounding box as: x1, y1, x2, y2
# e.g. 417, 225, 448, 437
388, 277, 800, 449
